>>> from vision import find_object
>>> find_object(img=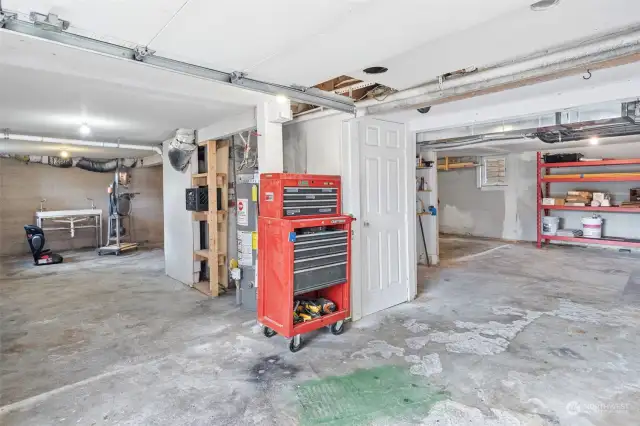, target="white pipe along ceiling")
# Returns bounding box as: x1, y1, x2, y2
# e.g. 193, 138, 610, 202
3, 133, 163, 155
359, 25, 640, 116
